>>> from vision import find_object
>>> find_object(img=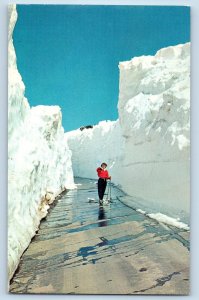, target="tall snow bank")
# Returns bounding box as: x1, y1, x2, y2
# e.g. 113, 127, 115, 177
8, 5, 29, 145
118, 42, 190, 221
66, 43, 190, 226
66, 120, 124, 182
8, 5, 74, 281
